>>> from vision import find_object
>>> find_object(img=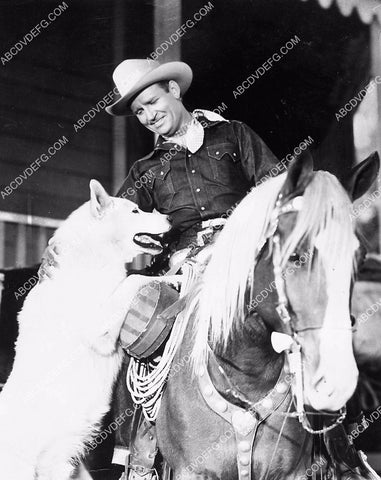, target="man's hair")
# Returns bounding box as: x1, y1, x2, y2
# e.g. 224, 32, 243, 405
157, 80, 183, 101
129, 80, 176, 110
157, 80, 170, 92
